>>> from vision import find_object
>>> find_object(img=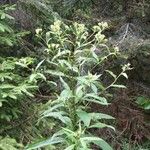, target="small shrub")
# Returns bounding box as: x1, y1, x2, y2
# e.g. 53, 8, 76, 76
136, 96, 150, 110
0, 4, 38, 122
26, 20, 130, 150
0, 136, 23, 150
0, 4, 28, 47
0, 57, 37, 121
